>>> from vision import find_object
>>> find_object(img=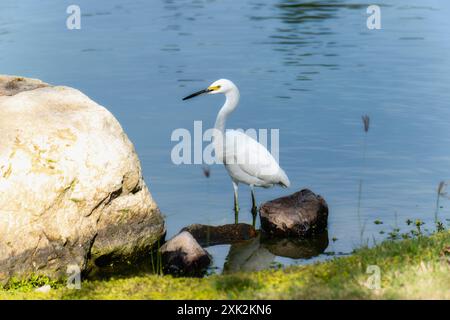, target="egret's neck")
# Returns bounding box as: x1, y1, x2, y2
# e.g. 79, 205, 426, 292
214, 87, 240, 134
